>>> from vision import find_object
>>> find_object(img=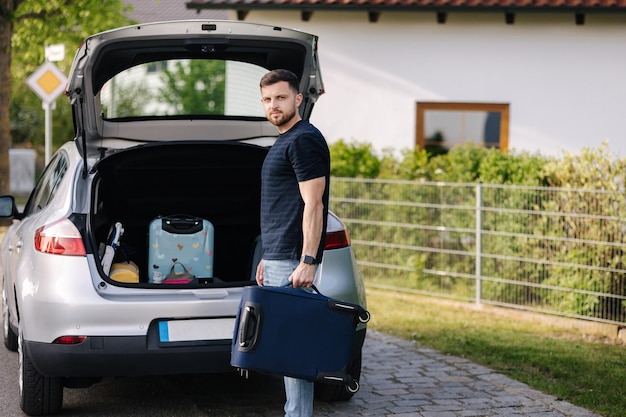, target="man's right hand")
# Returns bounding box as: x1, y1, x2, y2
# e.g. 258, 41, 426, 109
255, 260, 264, 286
